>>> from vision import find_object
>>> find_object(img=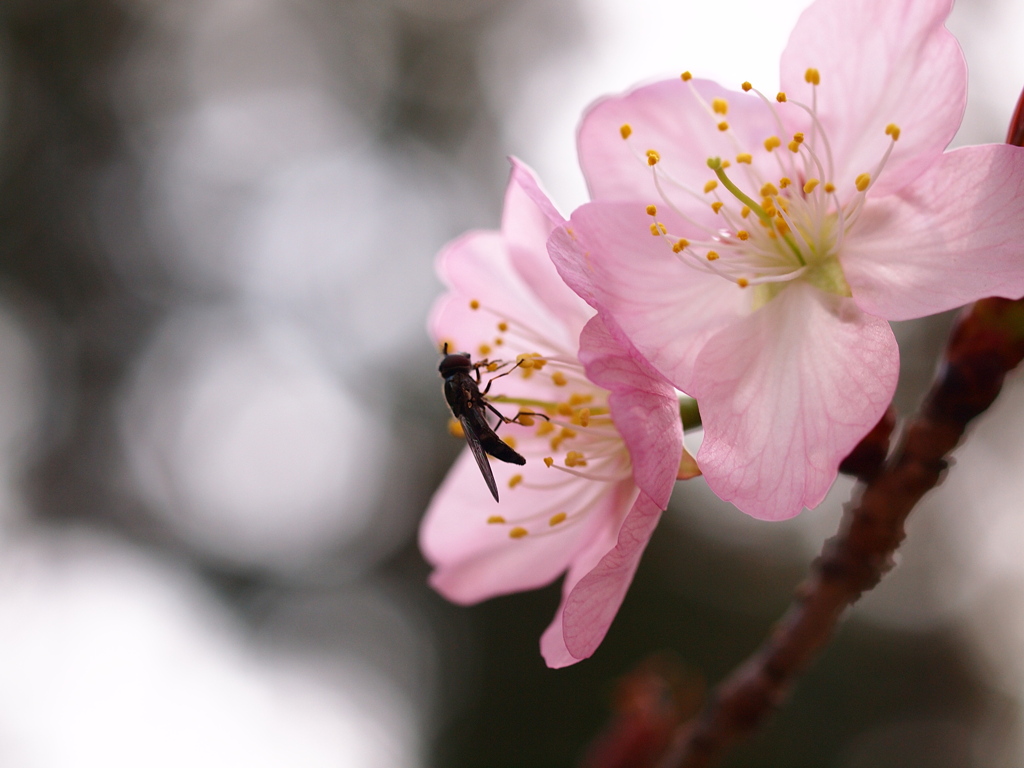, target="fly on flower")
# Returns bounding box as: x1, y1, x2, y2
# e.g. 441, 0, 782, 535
438, 343, 546, 502
422, 160, 686, 667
